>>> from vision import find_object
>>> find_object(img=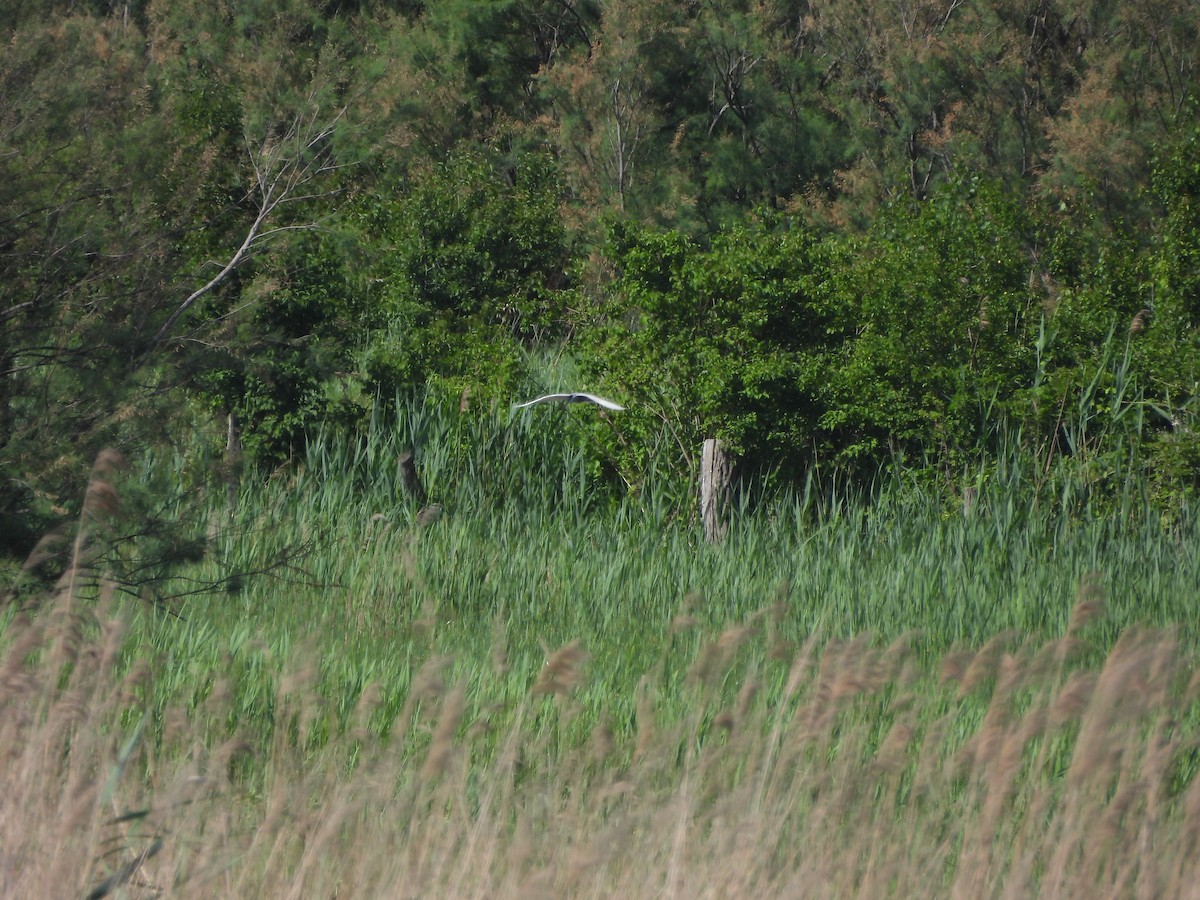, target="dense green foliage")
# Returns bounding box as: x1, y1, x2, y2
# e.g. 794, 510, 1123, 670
360, 149, 576, 403
3, 0, 1200, 573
